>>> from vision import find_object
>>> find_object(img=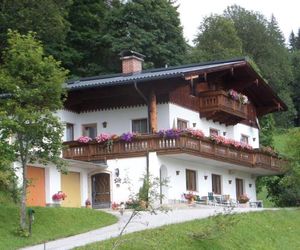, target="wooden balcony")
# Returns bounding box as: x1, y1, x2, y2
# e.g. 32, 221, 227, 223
63, 134, 284, 173
199, 90, 256, 125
